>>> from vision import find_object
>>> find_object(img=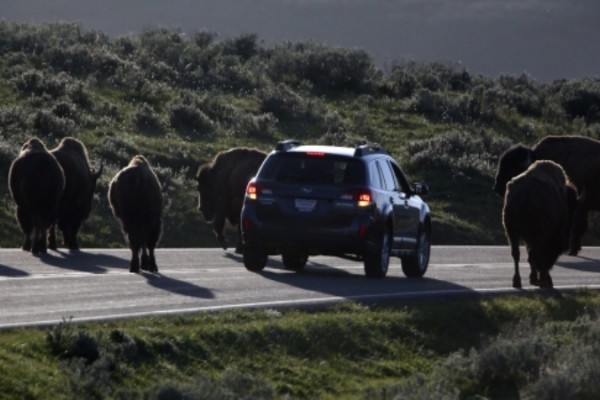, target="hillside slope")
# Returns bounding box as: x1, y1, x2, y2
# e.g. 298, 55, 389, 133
1, 21, 599, 248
